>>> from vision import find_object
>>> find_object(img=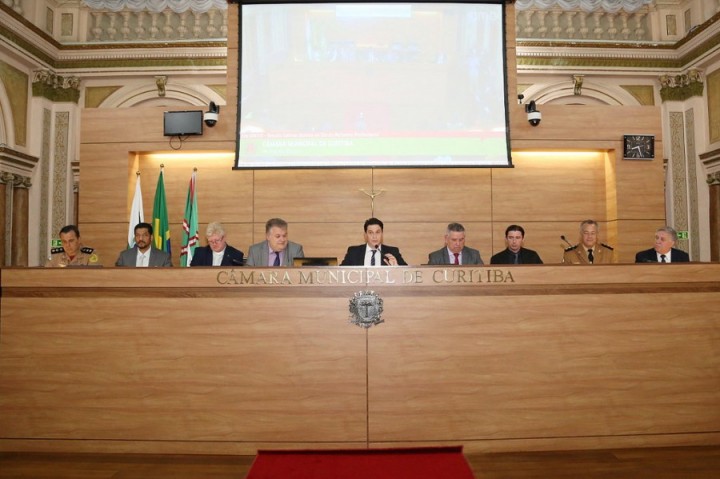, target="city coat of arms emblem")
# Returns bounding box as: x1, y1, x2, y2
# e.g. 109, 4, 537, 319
349, 291, 384, 329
